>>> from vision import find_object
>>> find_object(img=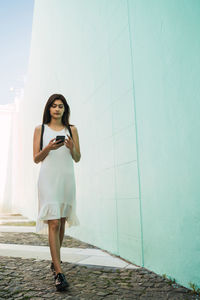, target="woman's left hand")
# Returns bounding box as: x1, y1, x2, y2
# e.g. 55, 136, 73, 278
64, 134, 75, 152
